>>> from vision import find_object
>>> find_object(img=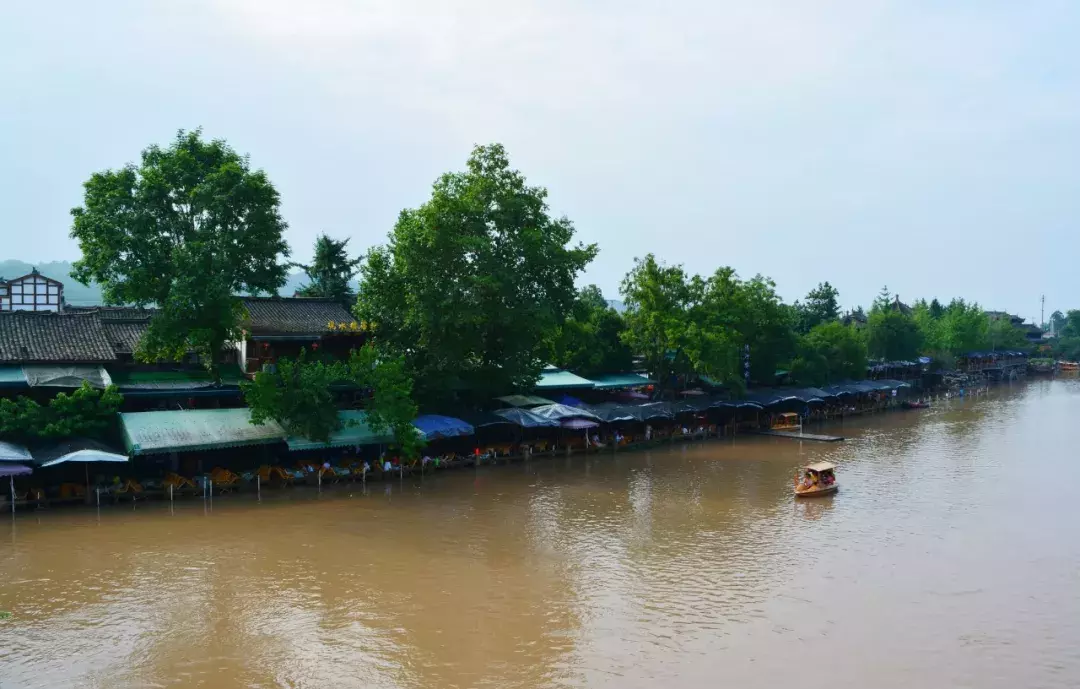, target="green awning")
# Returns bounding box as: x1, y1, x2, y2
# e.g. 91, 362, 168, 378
108, 365, 243, 390
286, 411, 394, 451
0, 365, 28, 388
120, 408, 286, 455
589, 373, 655, 390
496, 394, 556, 408
535, 368, 595, 390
